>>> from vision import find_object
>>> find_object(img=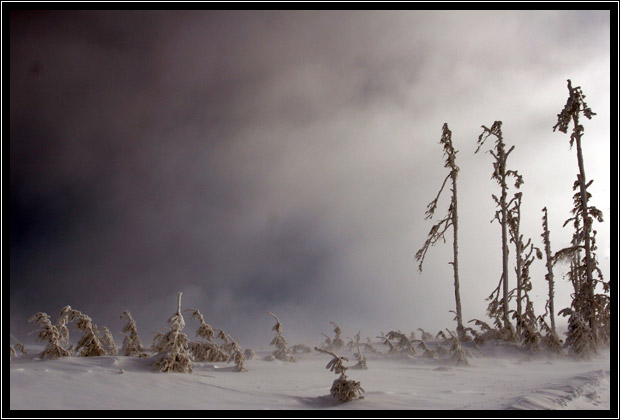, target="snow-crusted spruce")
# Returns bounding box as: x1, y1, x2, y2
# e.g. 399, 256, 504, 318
475, 120, 523, 339
351, 344, 368, 370
225, 335, 246, 372
11, 333, 27, 355
315, 347, 364, 403
184, 308, 228, 362
329, 321, 345, 350
267, 312, 295, 362
152, 292, 193, 373
28, 312, 71, 359
10, 333, 27, 361
98, 325, 118, 356
445, 329, 469, 366
120, 310, 147, 357
59, 306, 107, 357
